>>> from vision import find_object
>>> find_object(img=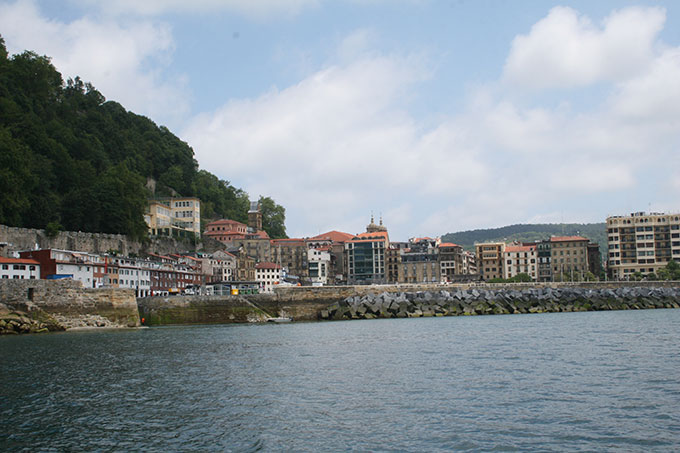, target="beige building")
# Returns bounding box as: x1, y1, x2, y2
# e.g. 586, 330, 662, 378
550, 236, 589, 281
606, 212, 680, 279
503, 244, 537, 280
475, 242, 505, 281
145, 197, 201, 238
